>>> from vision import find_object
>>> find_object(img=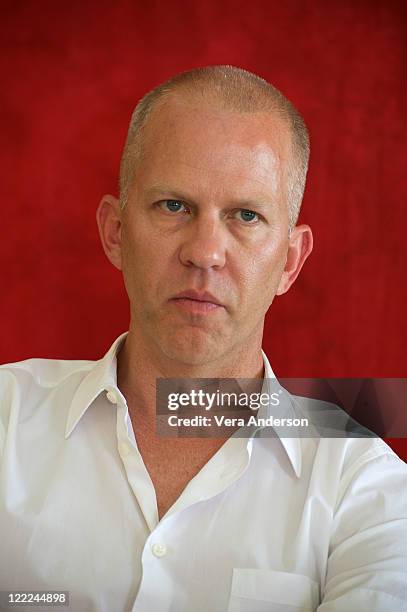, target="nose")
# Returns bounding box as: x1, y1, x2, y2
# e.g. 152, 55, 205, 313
178, 214, 227, 270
